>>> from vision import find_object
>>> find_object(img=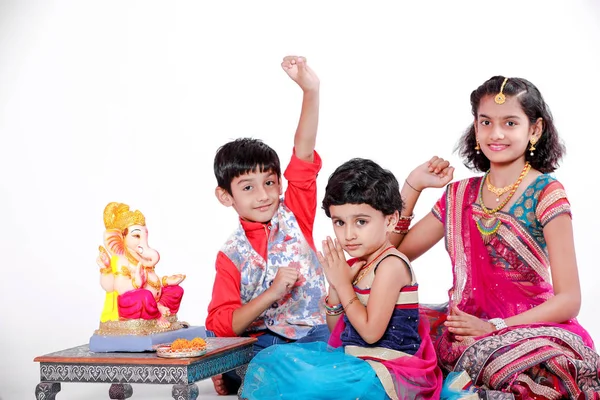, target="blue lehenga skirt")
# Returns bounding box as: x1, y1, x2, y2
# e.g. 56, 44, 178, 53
239, 341, 389, 400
